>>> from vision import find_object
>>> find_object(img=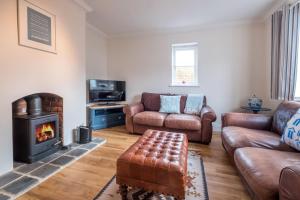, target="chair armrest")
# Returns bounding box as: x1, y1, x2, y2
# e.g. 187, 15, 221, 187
123, 102, 144, 117
200, 105, 217, 122
279, 166, 300, 200
221, 112, 272, 130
